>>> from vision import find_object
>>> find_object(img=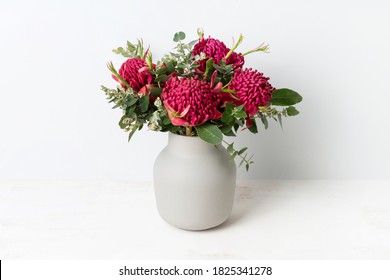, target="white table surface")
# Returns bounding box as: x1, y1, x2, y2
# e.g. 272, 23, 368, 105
0, 180, 389, 259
